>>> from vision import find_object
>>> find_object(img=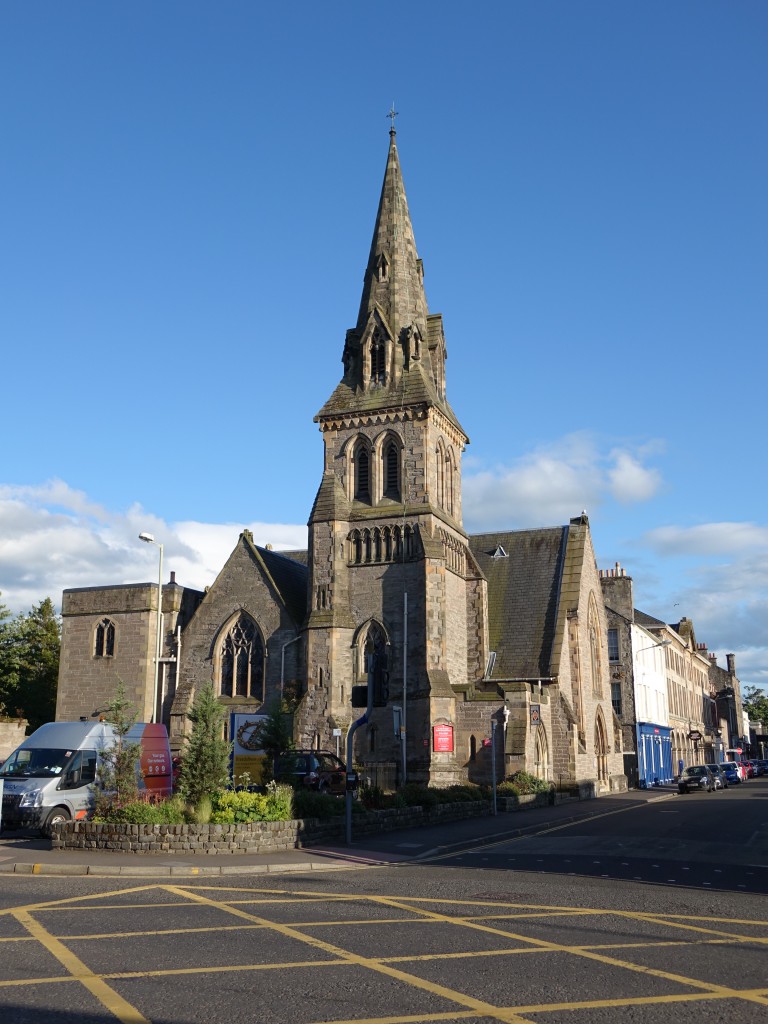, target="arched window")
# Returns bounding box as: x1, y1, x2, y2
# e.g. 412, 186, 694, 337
595, 711, 609, 782
446, 450, 455, 516
218, 614, 264, 700
534, 727, 548, 780
436, 441, 445, 508
469, 735, 477, 762
370, 328, 386, 384
94, 618, 116, 658
383, 439, 400, 500
357, 621, 389, 706
354, 441, 371, 503
588, 597, 603, 698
